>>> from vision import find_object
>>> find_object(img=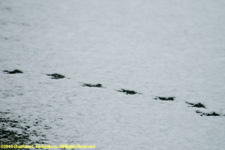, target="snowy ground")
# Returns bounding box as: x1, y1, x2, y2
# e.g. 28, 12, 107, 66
1, 0, 225, 149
